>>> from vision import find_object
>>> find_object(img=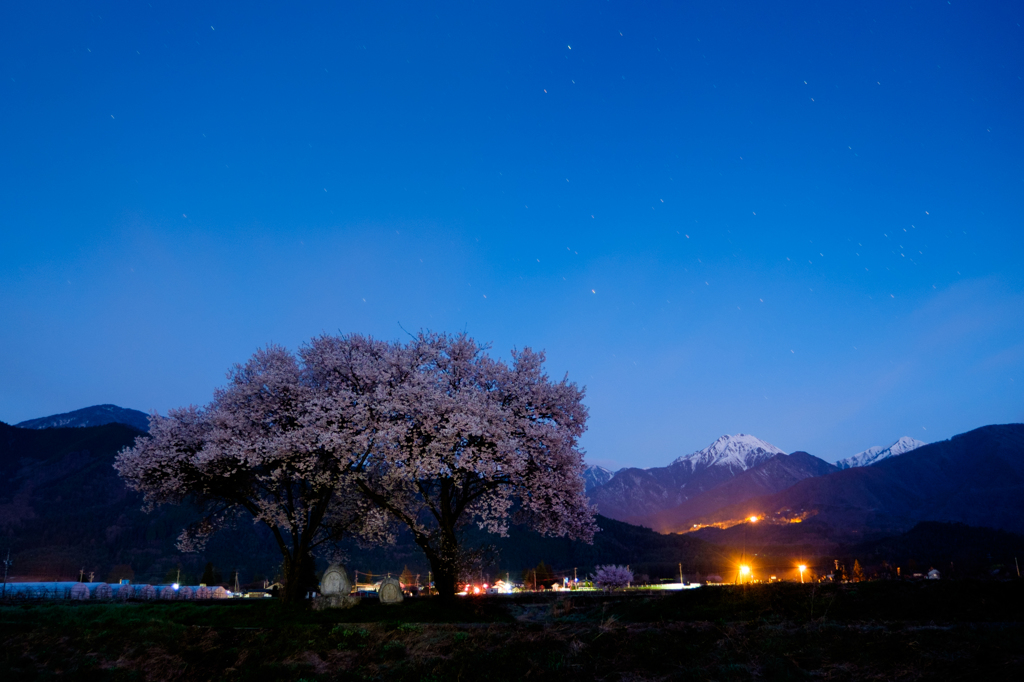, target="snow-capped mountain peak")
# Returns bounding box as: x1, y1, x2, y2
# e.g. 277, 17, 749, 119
672, 434, 785, 472
836, 436, 926, 469
582, 465, 615, 492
